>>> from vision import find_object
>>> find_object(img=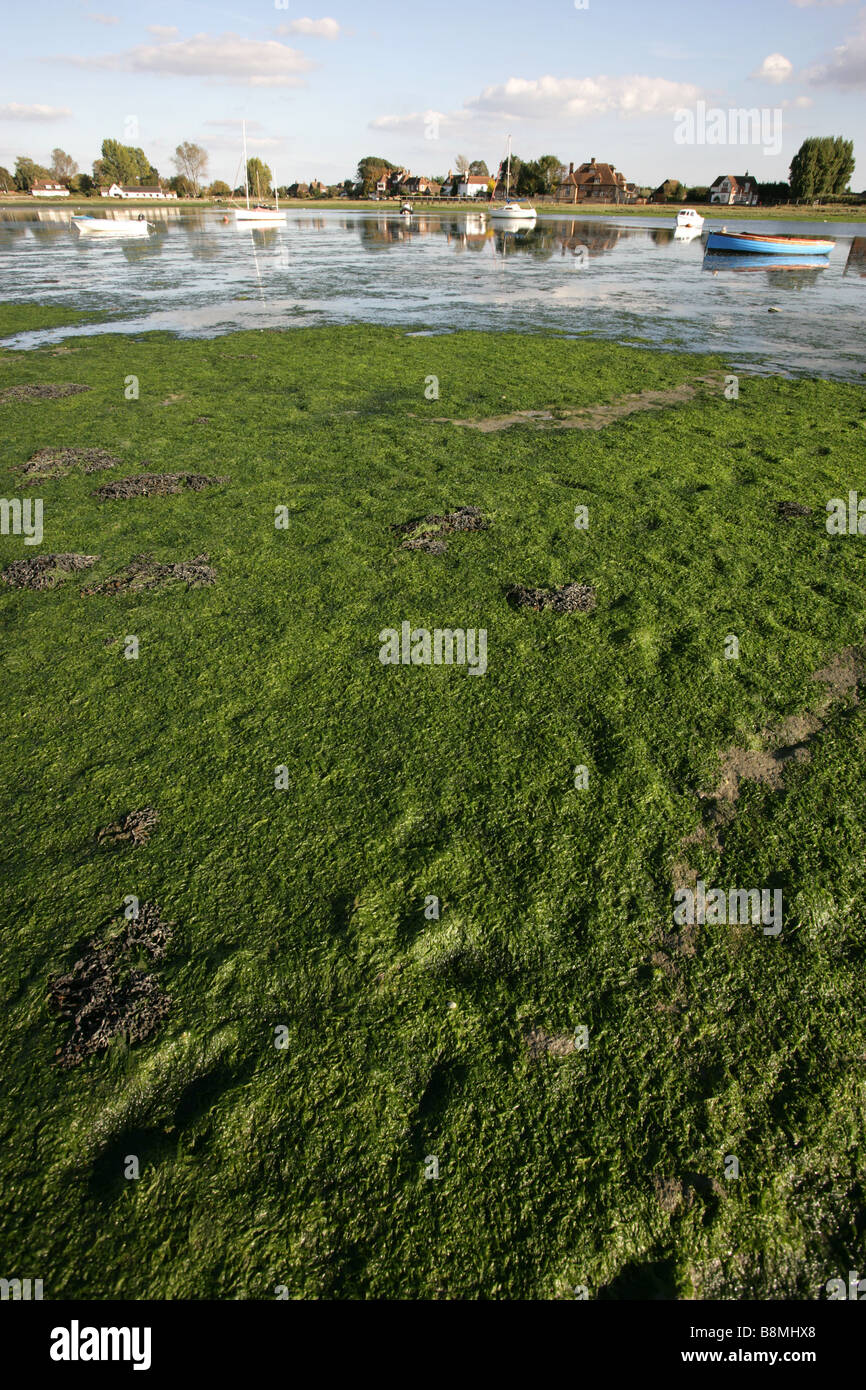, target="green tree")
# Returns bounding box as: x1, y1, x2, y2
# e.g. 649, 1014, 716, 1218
13, 157, 52, 191
173, 141, 209, 195
755, 181, 789, 204
94, 139, 158, 188
514, 155, 563, 196
50, 148, 78, 184
515, 160, 541, 196
355, 156, 397, 194
653, 178, 686, 203
496, 152, 523, 192
0, 165, 14, 192
536, 154, 564, 193
790, 136, 855, 201
789, 139, 821, 201
825, 136, 855, 194
246, 157, 273, 198
209, 180, 231, 198
468, 159, 489, 176
69, 173, 95, 196
169, 174, 195, 198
